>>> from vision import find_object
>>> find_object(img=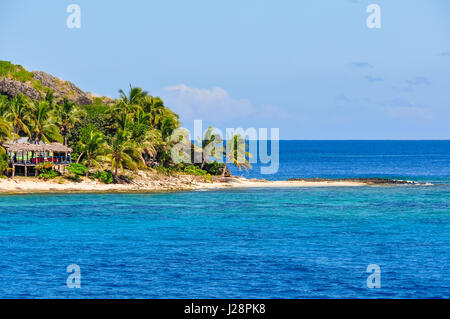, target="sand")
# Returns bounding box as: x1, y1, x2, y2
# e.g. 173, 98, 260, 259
0, 174, 381, 195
